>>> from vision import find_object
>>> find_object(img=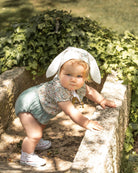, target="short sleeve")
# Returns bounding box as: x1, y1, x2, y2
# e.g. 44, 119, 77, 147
38, 77, 72, 116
